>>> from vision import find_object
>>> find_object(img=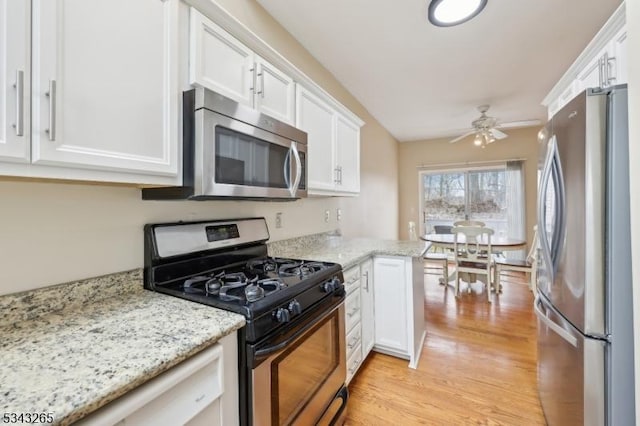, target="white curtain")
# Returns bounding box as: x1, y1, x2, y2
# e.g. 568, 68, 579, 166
506, 160, 526, 260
